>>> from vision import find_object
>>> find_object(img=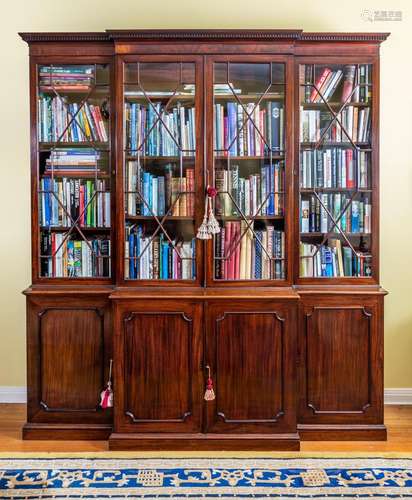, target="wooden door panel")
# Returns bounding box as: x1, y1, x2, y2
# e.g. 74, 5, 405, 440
206, 300, 297, 434
307, 307, 370, 414
115, 300, 202, 433
26, 295, 112, 425
40, 308, 104, 412
298, 295, 384, 425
